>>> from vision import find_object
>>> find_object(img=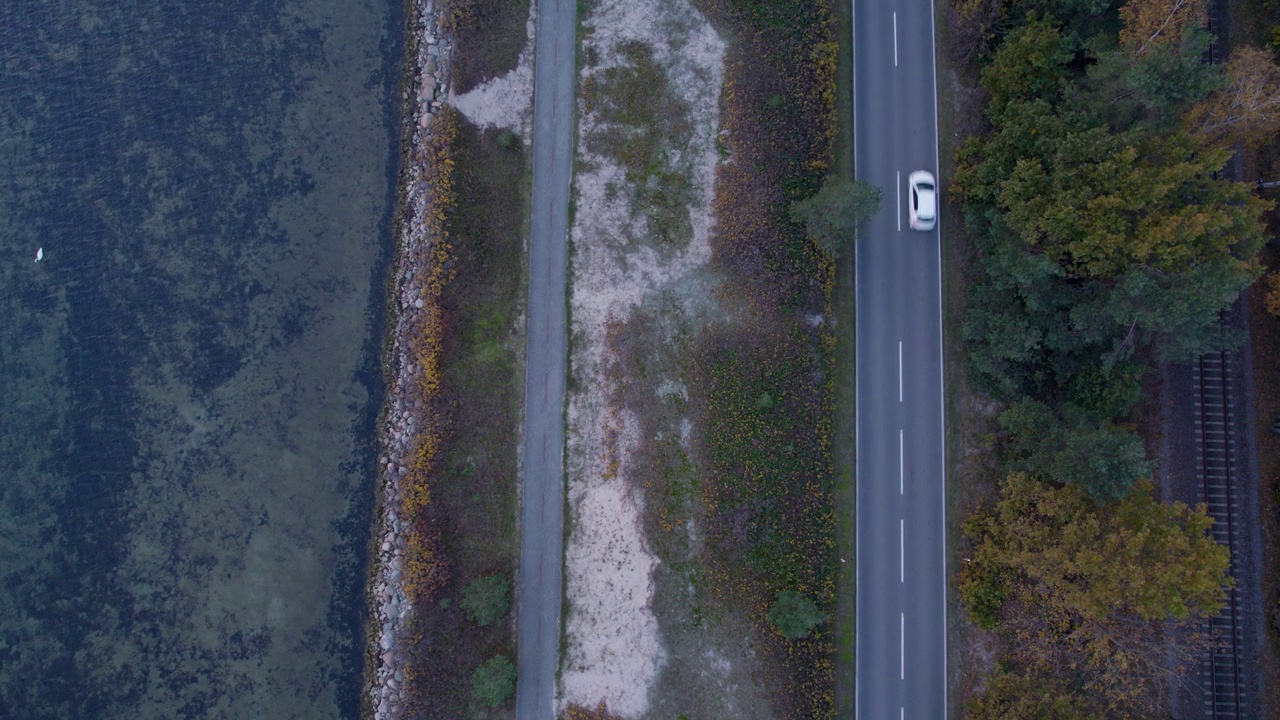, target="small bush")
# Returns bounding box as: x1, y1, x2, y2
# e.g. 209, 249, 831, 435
1265, 270, 1280, 317
471, 655, 516, 708
768, 590, 824, 640
461, 574, 511, 627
